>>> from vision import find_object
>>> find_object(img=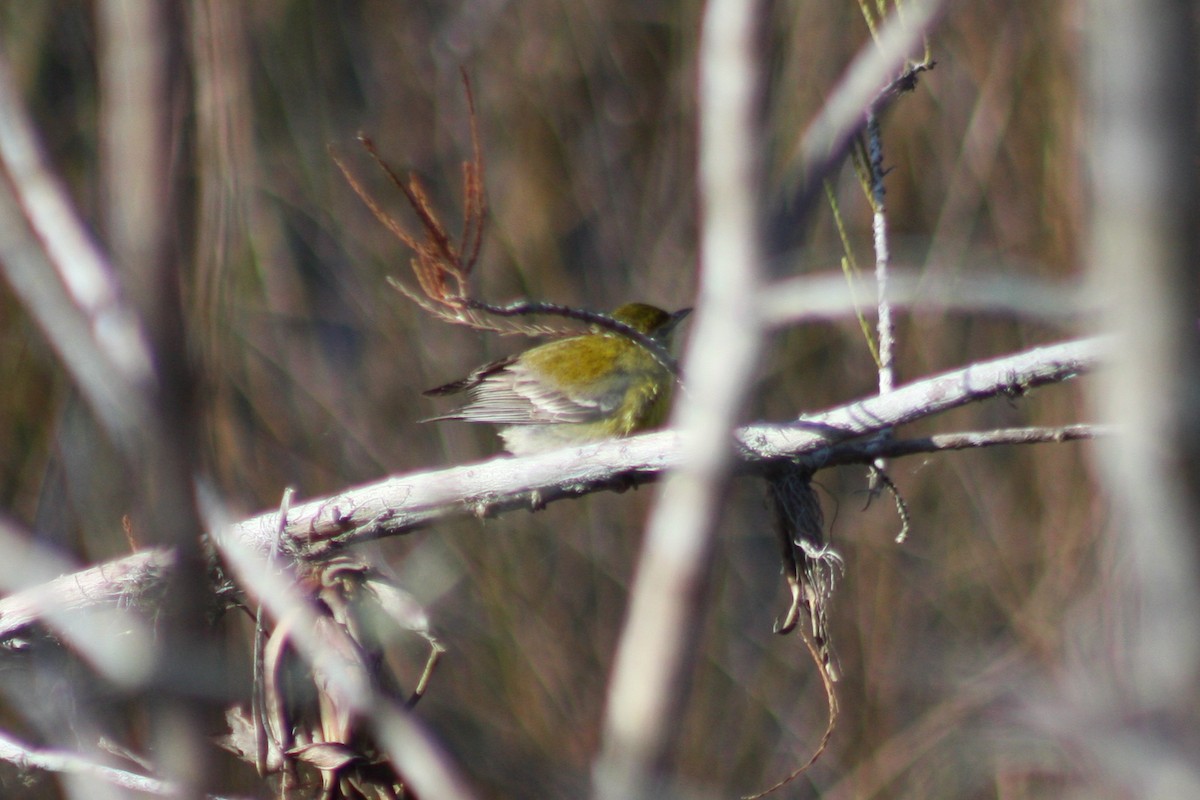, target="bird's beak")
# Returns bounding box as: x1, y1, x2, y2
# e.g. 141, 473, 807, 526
666, 307, 692, 333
